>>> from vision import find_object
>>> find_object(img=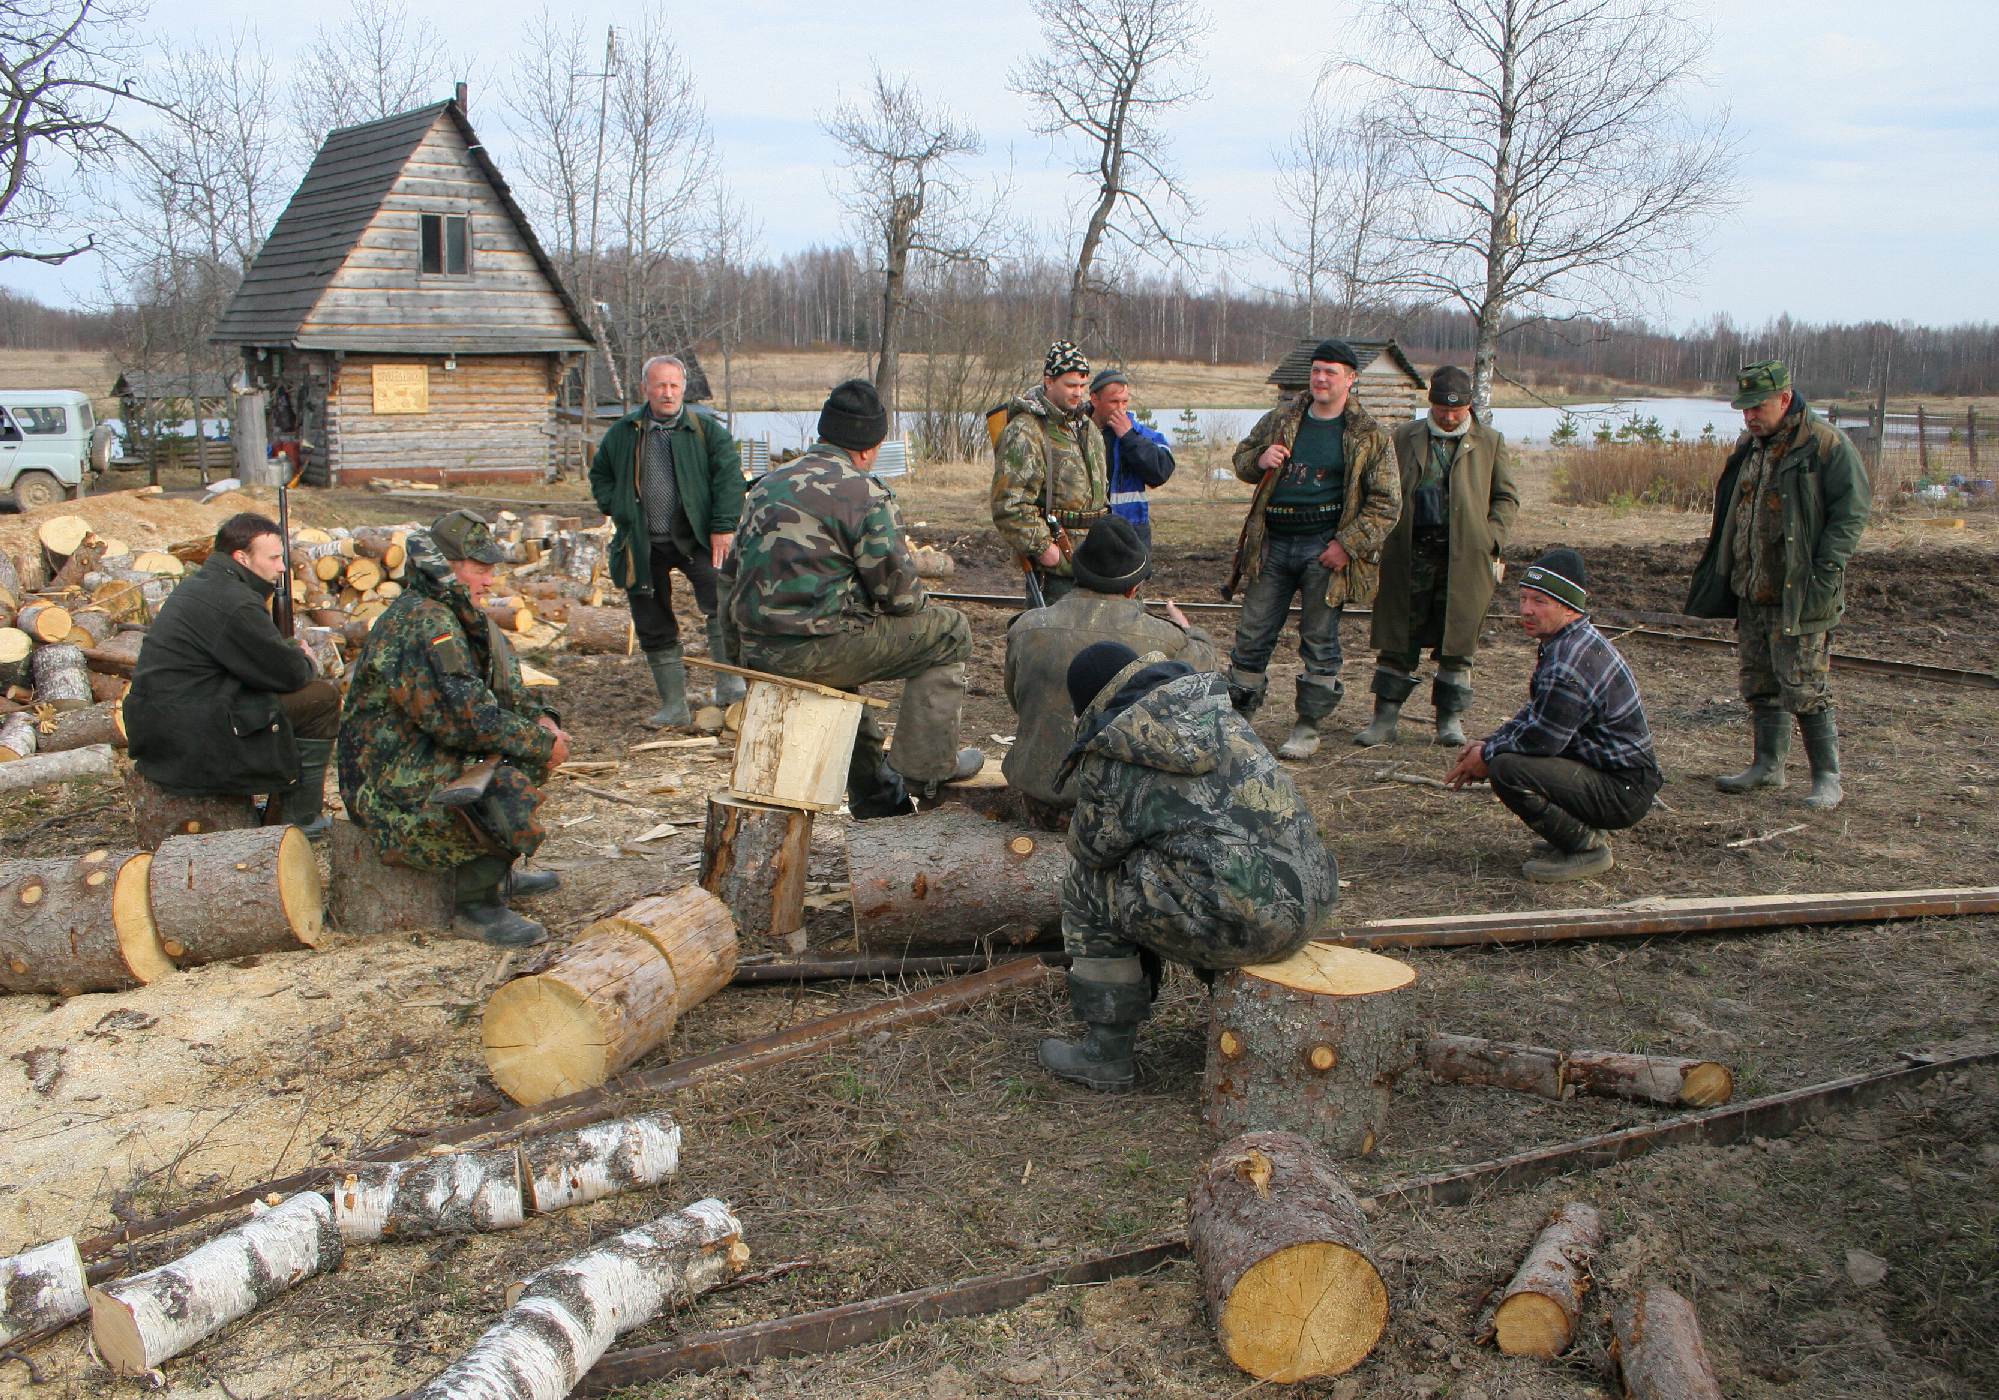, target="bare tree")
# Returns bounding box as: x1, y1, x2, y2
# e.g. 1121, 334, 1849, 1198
822, 66, 992, 420
1347, 0, 1736, 409
291, 0, 451, 154
1008, 0, 1209, 345
0, 0, 156, 264
503, 8, 595, 264
1263, 96, 1411, 338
